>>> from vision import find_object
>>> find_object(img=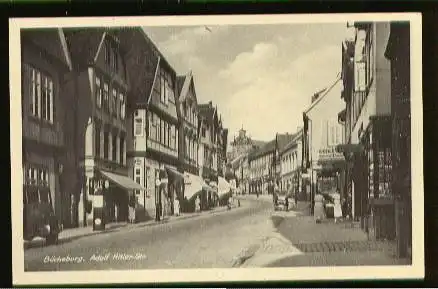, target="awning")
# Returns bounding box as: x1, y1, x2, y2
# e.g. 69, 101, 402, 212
165, 166, 185, 182
218, 177, 232, 197
100, 170, 146, 191
183, 173, 213, 199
